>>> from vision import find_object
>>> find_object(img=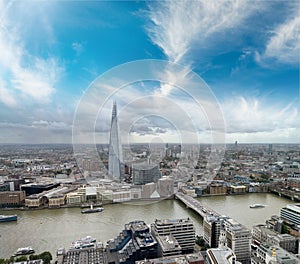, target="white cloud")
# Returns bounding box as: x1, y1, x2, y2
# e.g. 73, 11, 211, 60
256, 6, 300, 65
0, 79, 17, 107
221, 96, 300, 142
72, 42, 84, 56
0, 2, 63, 107
146, 0, 262, 65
